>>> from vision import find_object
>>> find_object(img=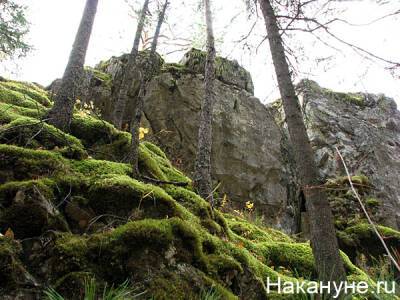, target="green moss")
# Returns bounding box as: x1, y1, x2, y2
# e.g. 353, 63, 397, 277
52, 271, 95, 299
161, 63, 190, 77
0, 86, 45, 109
338, 92, 365, 106
165, 186, 211, 218
91, 131, 131, 161
0, 78, 379, 297
225, 215, 293, 244
139, 143, 168, 181
88, 175, 182, 219
70, 115, 118, 147
345, 223, 400, 240
0, 178, 54, 203
0, 178, 69, 238
320, 88, 365, 106
1, 116, 86, 159
50, 233, 90, 279
325, 173, 397, 262
350, 175, 370, 186
0, 238, 27, 291
94, 59, 111, 72
71, 159, 131, 177
182, 48, 253, 93
365, 198, 380, 207
338, 223, 400, 262
0, 102, 44, 123
258, 242, 315, 277
85, 67, 112, 83
298, 80, 366, 107
142, 141, 168, 159
67, 115, 190, 186
0, 81, 51, 107
0, 144, 69, 183
56, 233, 89, 258
140, 142, 191, 184
325, 174, 370, 188
208, 253, 243, 276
